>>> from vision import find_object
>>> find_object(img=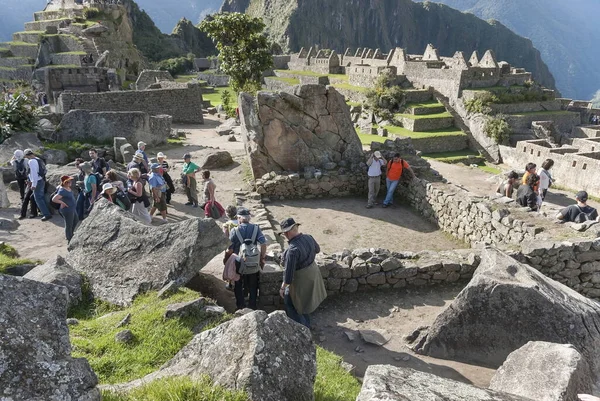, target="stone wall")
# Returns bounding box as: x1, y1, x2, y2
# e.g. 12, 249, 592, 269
263, 77, 295, 92
401, 178, 544, 246
255, 170, 367, 199
239, 85, 365, 179
505, 112, 581, 135
197, 72, 230, 87
398, 115, 455, 132
135, 70, 173, 90
258, 248, 482, 307
408, 134, 469, 154
42, 67, 111, 103
56, 83, 204, 124
488, 100, 562, 114
500, 139, 600, 198
273, 55, 291, 69
56, 110, 171, 146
